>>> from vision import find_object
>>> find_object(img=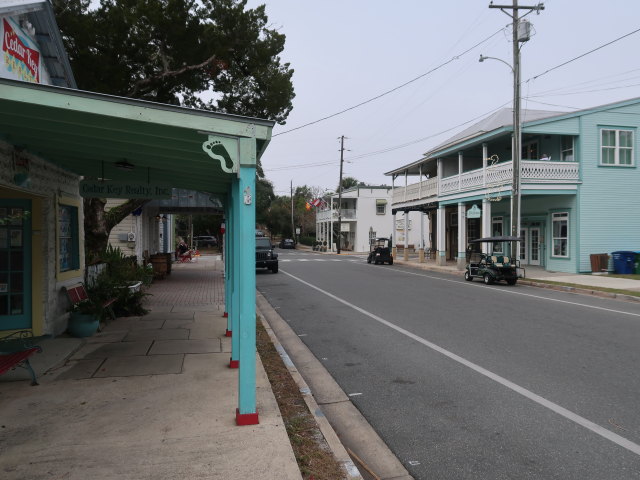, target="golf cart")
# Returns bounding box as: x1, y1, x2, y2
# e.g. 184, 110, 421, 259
464, 236, 523, 285
367, 237, 393, 265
